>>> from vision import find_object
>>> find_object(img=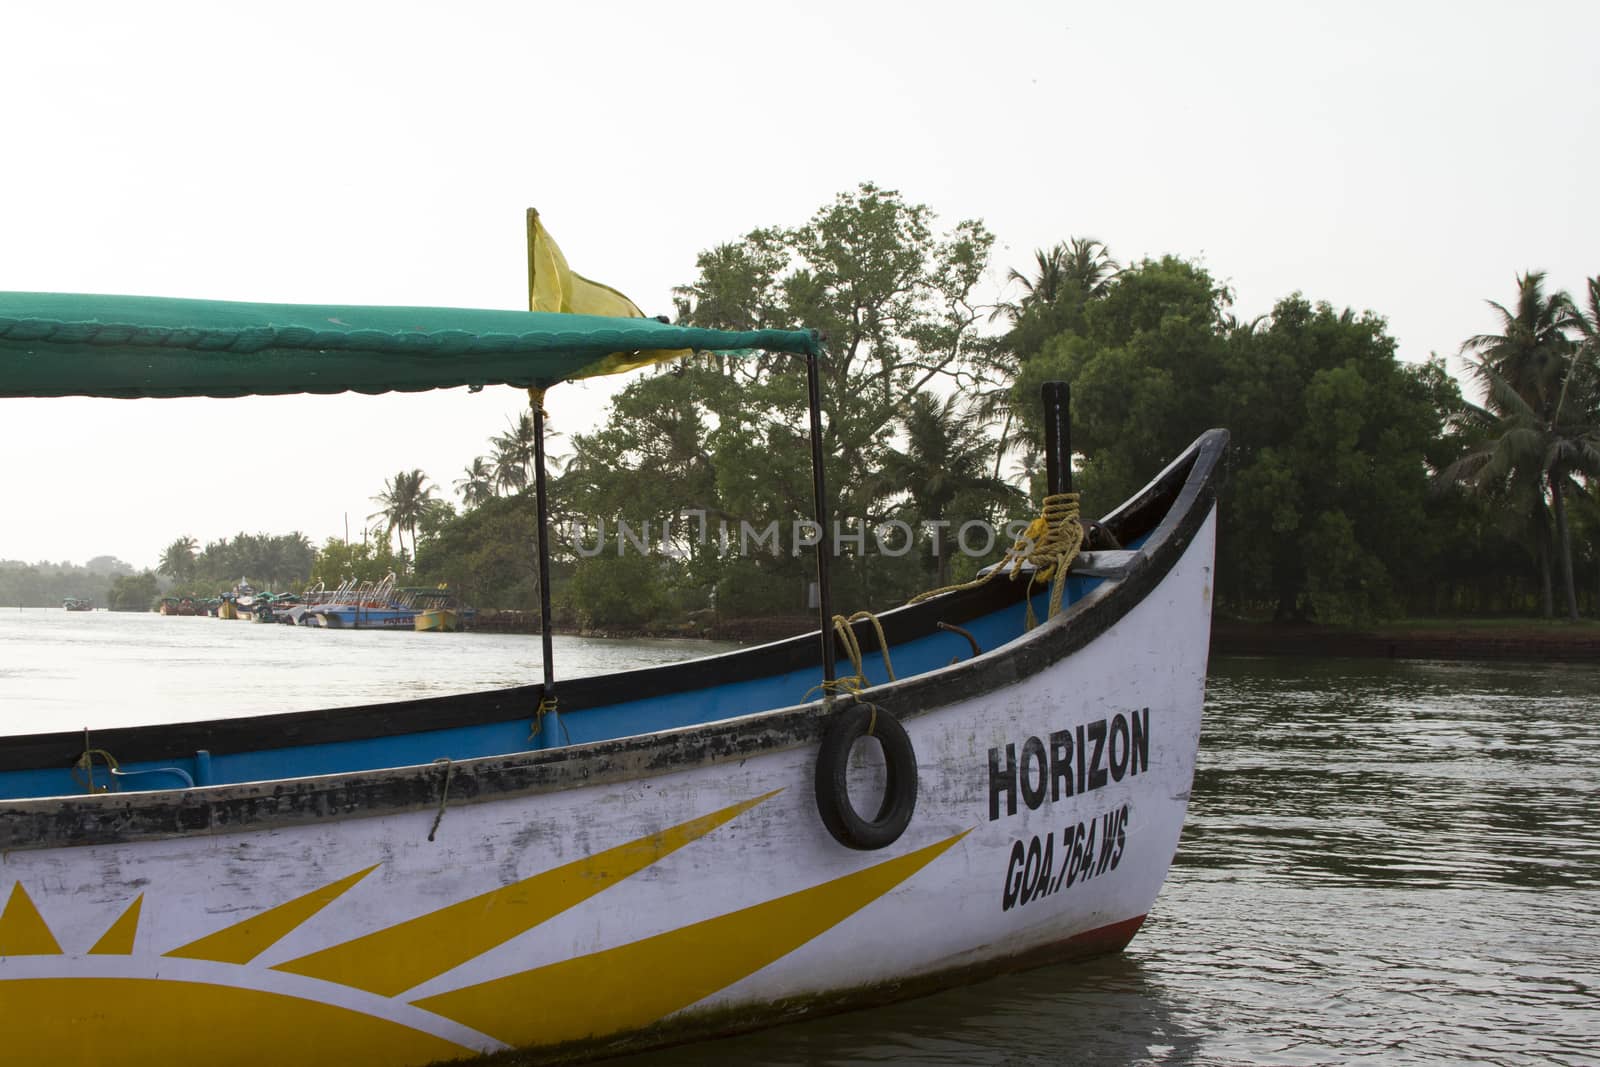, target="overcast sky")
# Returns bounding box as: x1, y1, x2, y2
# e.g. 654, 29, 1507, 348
1, 0, 1595, 570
